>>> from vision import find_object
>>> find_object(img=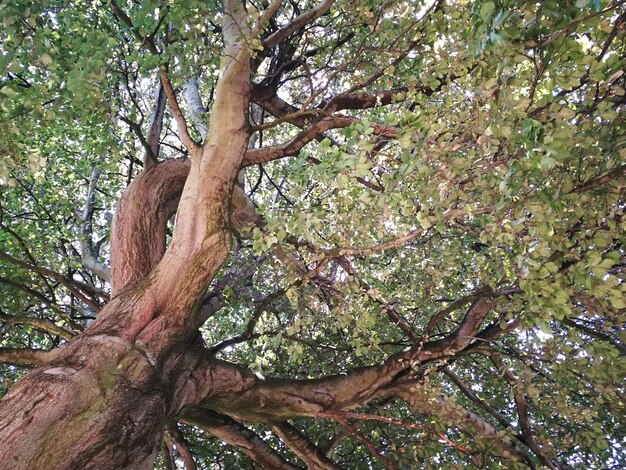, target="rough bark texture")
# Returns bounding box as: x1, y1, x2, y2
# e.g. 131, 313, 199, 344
0, 1, 251, 467
0, 2, 533, 469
